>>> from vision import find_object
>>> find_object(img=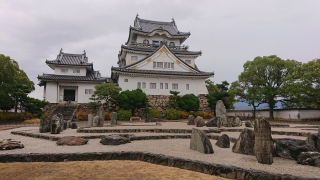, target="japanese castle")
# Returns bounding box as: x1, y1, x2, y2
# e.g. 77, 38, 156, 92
38, 15, 214, 103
